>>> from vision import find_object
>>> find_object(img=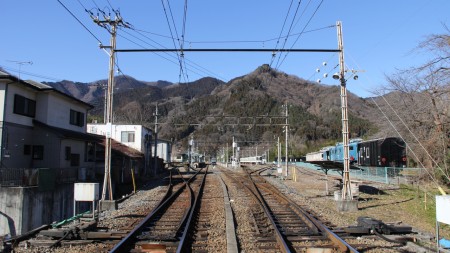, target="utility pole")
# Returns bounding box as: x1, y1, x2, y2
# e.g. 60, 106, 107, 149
277, 136, 281, 169
337, 21, 352, 201
92, 10, 128, 201
232, 136, 235, 168
153, 104, 158, 176
284, 104, 289, 178
226, 142, 228, 167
